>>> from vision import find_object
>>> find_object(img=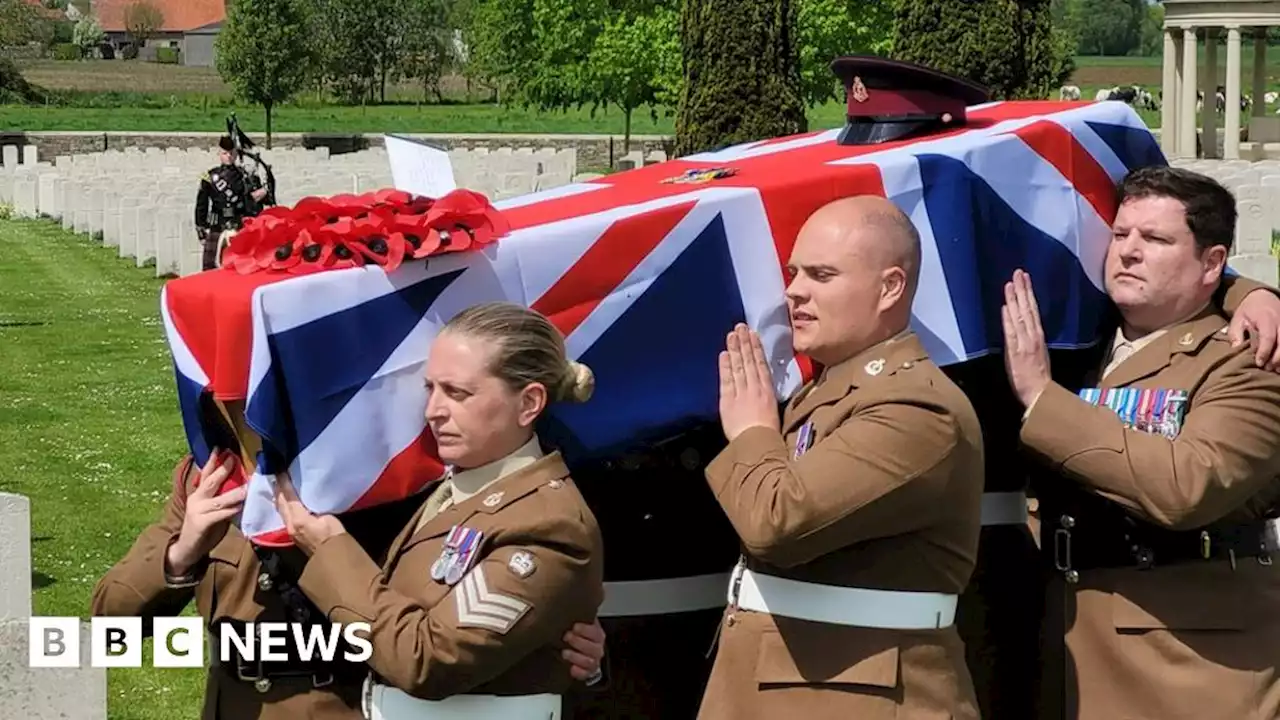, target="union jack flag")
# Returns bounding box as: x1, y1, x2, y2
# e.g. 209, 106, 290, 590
161, 99, 1166, 545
